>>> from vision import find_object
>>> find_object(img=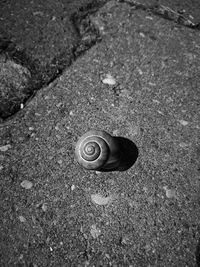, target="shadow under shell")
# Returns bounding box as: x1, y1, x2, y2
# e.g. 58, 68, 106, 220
99, 136, 138, 172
